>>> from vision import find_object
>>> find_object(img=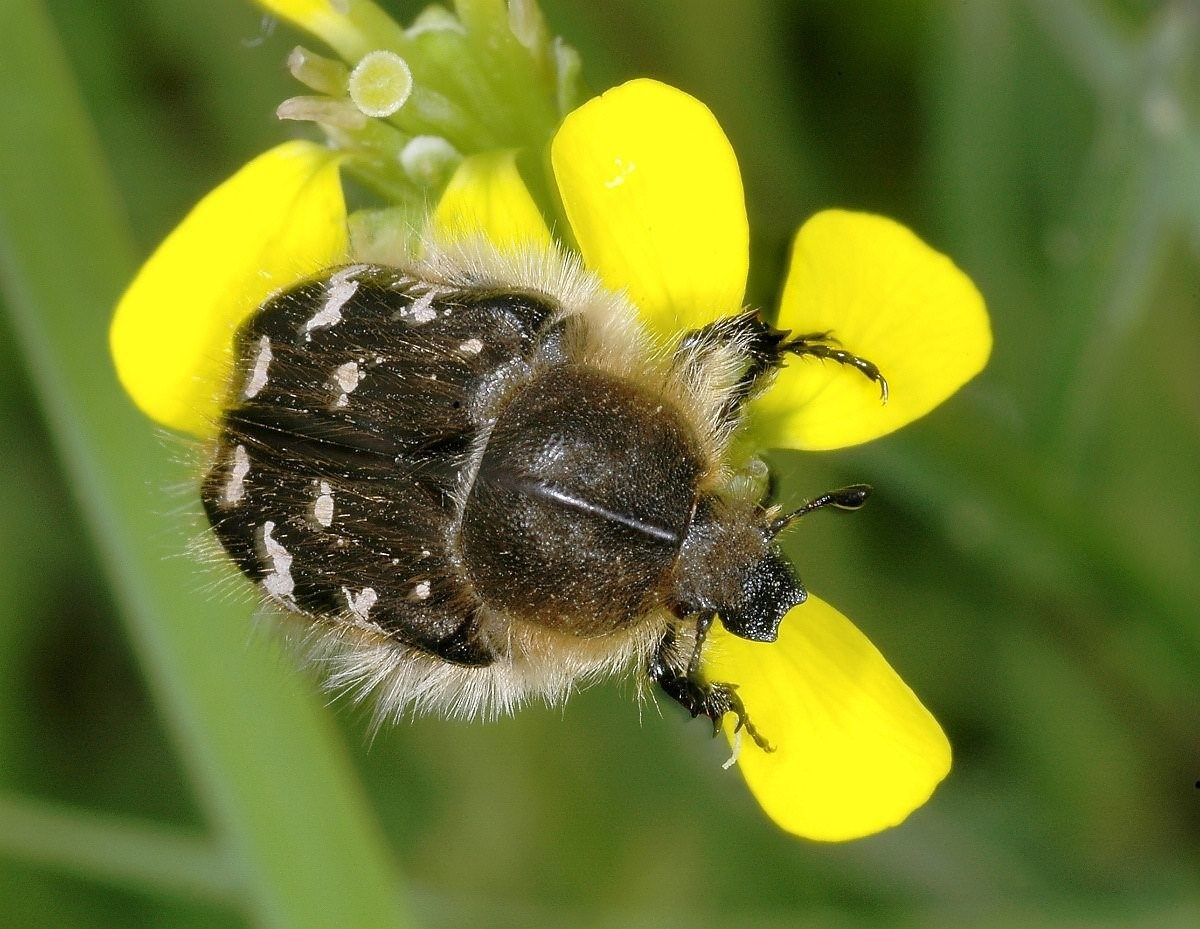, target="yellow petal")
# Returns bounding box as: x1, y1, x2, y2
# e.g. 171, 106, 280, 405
704, 595, 951, 842
111, 141, 347, 436
432, 150, 551, 251
255, 1, 406, 63
755, 210, 990, 451
550, 78, 748, 336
